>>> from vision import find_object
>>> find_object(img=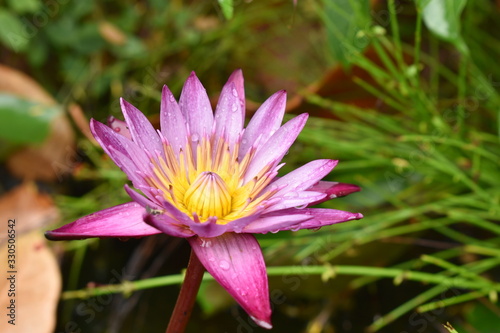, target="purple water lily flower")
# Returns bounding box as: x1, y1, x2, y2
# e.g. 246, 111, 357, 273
46, 70, 362, 329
